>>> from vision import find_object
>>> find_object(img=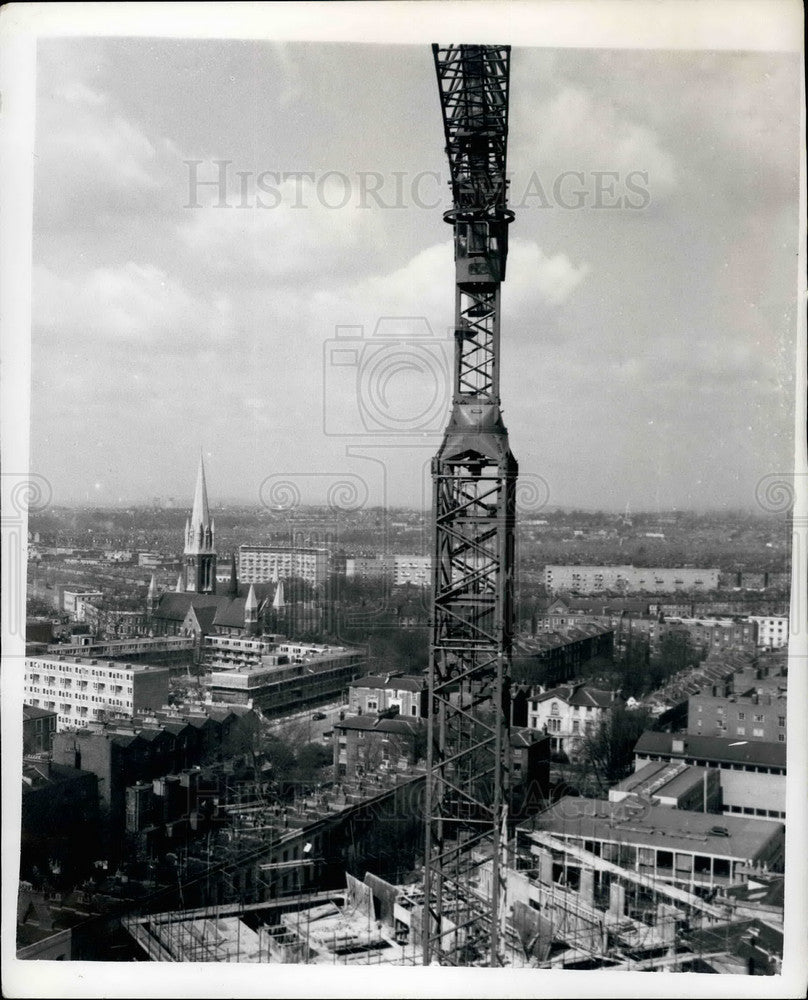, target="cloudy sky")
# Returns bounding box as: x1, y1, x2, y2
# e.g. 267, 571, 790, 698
29, 31, 801, 512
